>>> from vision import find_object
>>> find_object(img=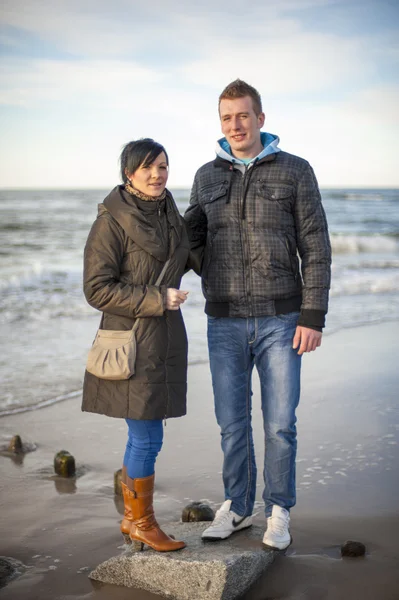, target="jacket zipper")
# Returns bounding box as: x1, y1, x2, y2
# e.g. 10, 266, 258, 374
164, 308, 170, 425
157, 199, 169, 424
157, 201, 165, 240
239, 165, 254, 316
